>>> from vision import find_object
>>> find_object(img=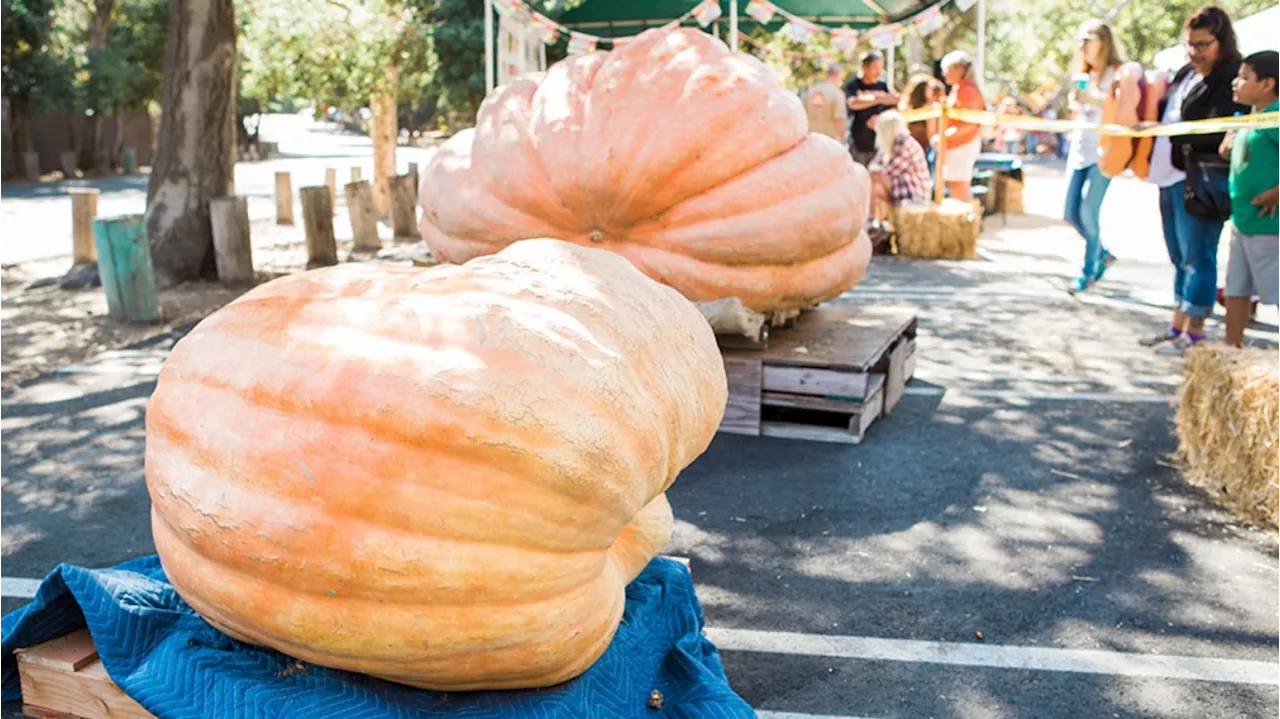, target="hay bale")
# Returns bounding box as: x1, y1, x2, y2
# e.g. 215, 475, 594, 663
1000, 176, 1024, 214
1176, 345, 1279, 528
892, 199, 981, 260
